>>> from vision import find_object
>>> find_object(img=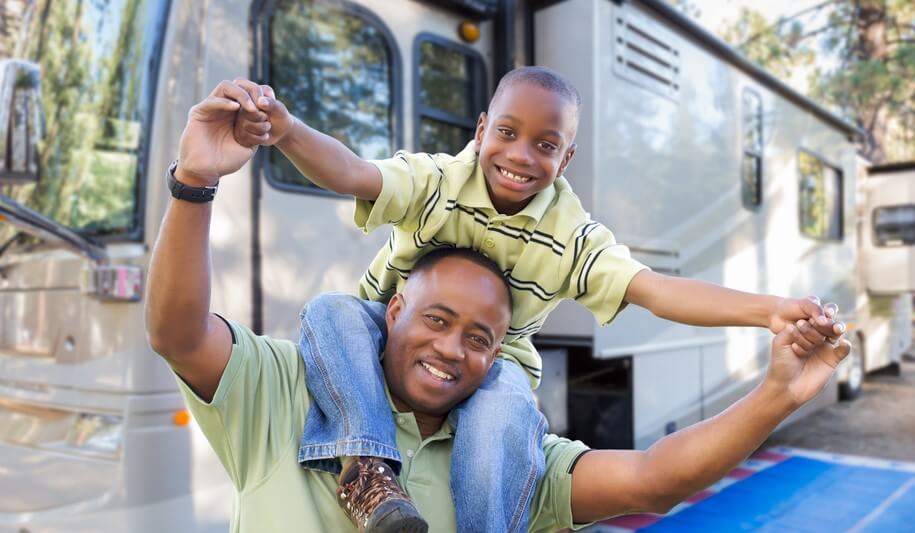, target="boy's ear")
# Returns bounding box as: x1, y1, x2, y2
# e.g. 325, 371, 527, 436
474, 112, 487, 152
558, 143, 577, 176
